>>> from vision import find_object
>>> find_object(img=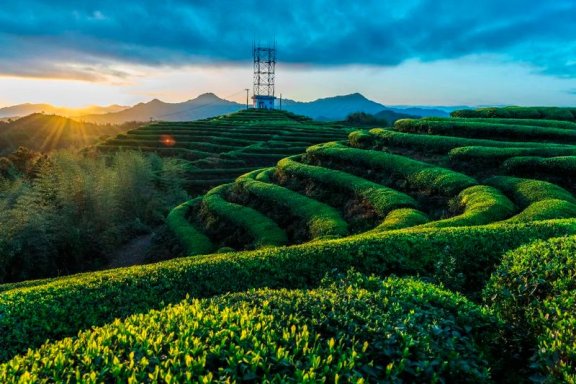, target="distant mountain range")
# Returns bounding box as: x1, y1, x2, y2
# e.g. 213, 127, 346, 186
0, 104, 128, 119
0, 93, 462, 124
0, 114, 137, 154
